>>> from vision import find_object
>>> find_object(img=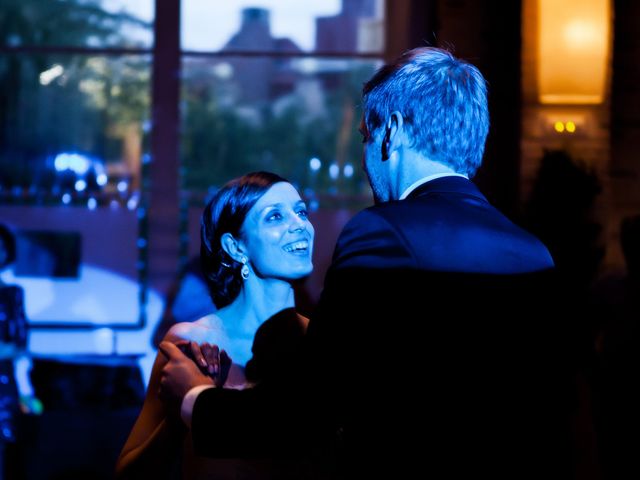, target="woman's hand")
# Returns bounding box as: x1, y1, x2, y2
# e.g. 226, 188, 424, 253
175, 340, 232, 388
